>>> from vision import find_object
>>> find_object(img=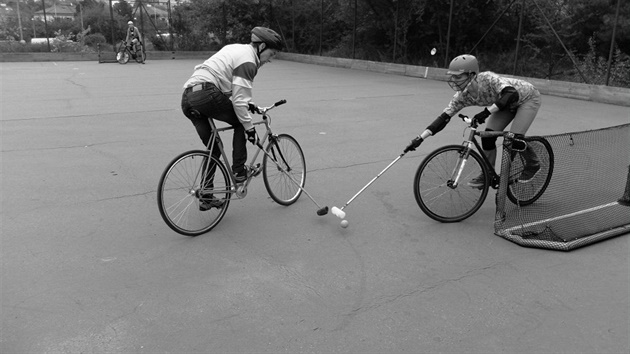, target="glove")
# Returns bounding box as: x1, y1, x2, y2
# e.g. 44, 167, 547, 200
248, 103, 260, 114
473, 108, 491, 124
246, 128, 258, 145
404, 136, 423, 153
